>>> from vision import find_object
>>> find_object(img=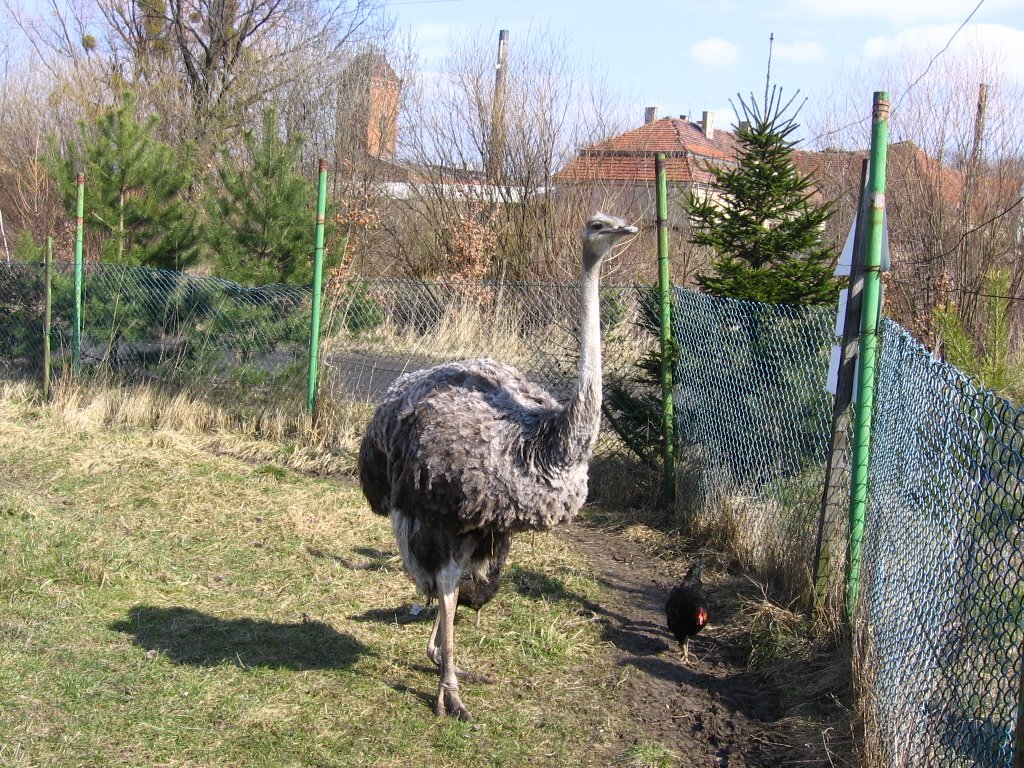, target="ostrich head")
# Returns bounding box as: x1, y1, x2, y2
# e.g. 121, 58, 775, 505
581, 212, 637, 270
